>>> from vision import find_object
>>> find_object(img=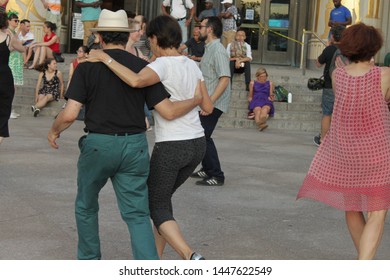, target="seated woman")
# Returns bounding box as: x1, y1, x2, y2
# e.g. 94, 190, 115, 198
67, 45, 89, 88
248, 67, 275, 131
31, 58, 64, 117
29, 21, 59, 69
